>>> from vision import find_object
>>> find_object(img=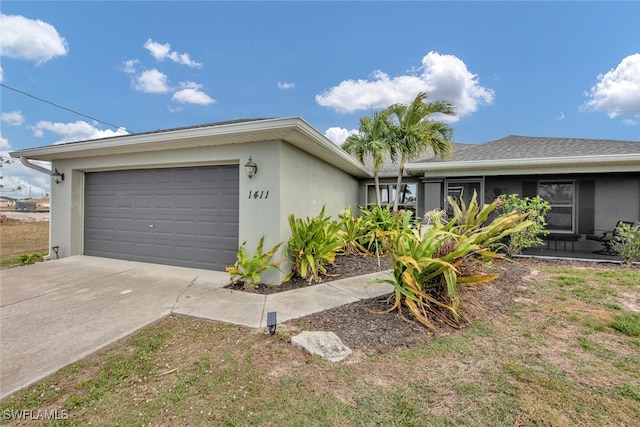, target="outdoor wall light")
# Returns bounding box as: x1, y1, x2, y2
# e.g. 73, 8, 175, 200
51, 246, 60, 259
244, 156, 257, 179
267, 311, 277, 335
52, 168, 65, 184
